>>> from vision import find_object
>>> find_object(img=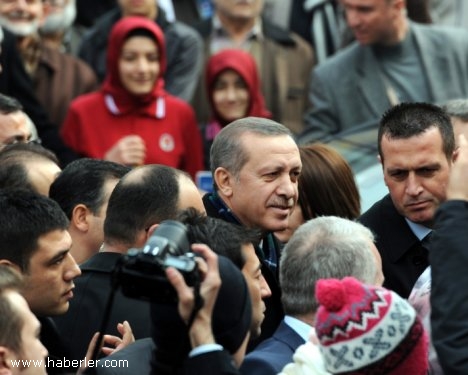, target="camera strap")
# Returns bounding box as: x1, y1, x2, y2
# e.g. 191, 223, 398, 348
187, 276, 204, 330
